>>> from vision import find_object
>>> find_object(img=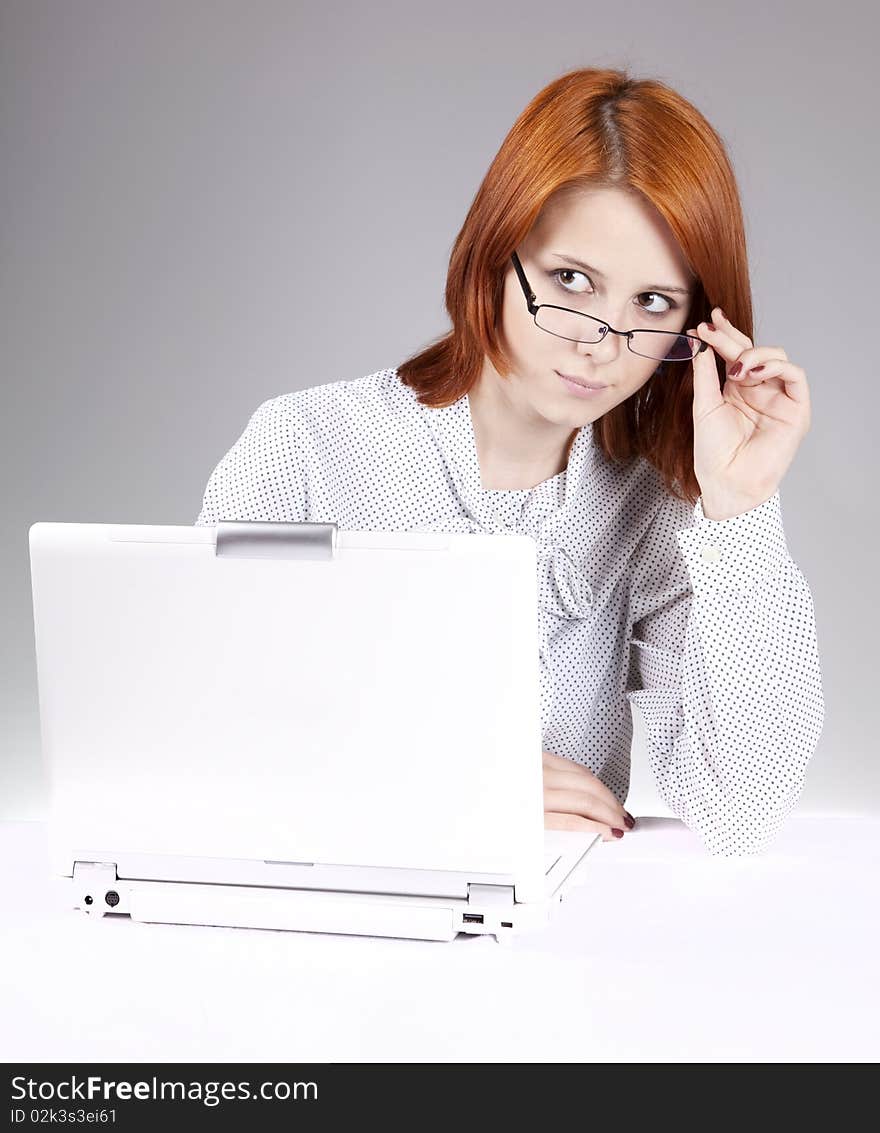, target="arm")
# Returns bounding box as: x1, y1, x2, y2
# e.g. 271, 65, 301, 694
625, 488, 826, 855
194, 398, 308, 525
